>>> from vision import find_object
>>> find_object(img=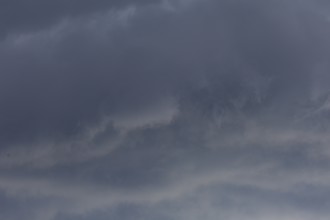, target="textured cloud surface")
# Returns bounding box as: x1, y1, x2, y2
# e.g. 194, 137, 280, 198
1, 0, 330, 219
